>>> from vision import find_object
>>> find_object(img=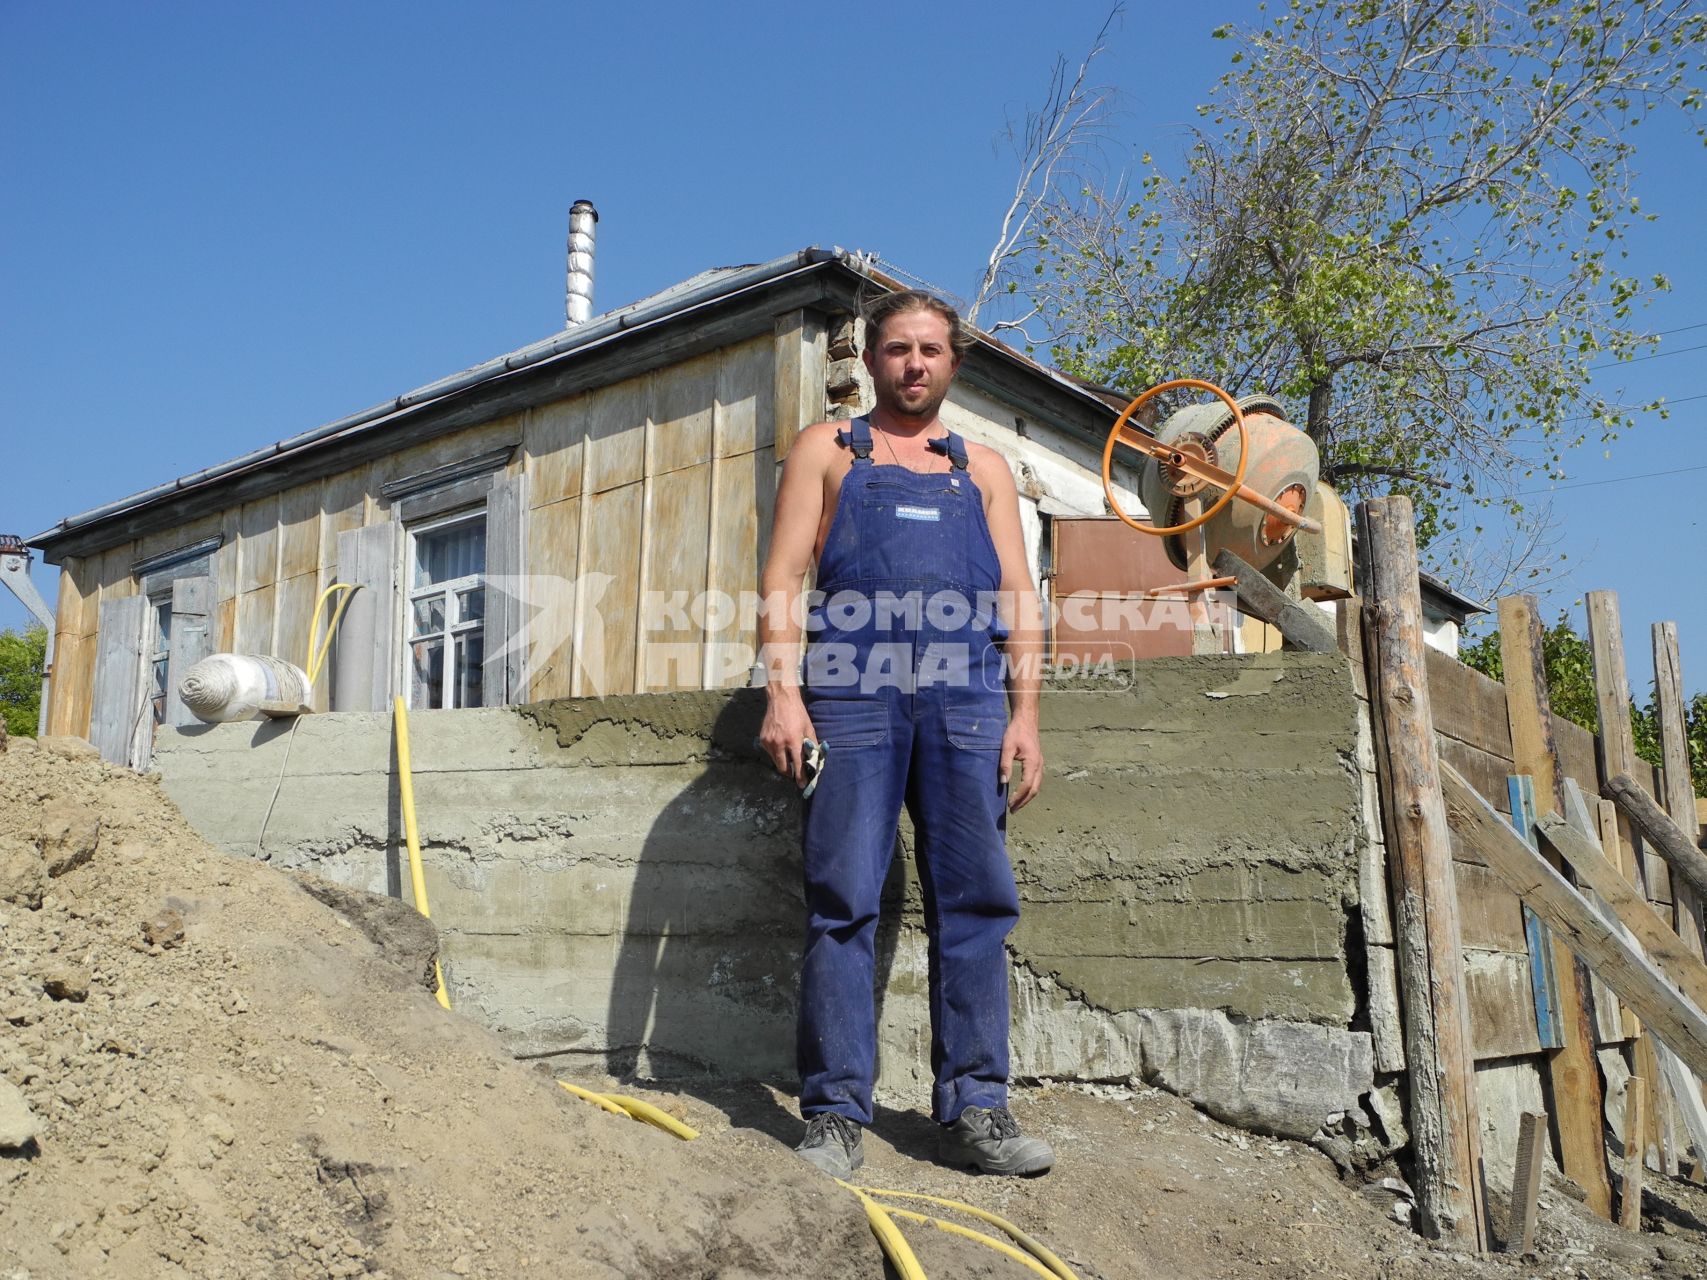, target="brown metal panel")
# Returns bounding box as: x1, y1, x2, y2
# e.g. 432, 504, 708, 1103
1049, 517, 1225, 662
